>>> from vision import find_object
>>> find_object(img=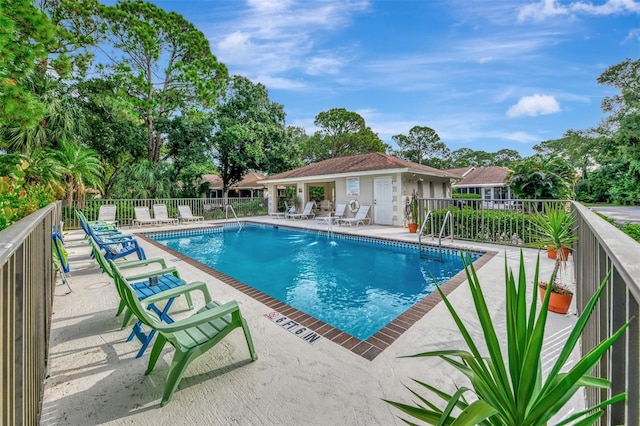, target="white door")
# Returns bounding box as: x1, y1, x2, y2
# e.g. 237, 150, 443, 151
374, 177, 393, 225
